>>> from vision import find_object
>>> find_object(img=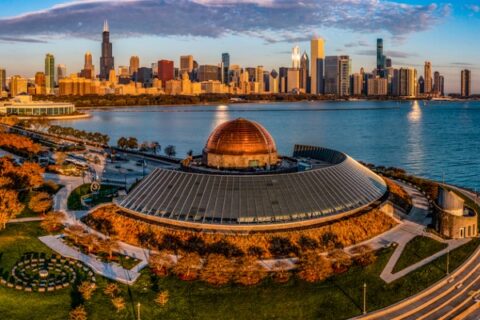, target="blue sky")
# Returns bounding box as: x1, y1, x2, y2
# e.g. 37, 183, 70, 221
0, 0, 478, 93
